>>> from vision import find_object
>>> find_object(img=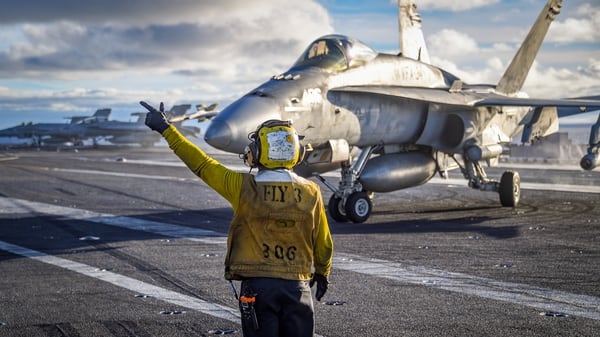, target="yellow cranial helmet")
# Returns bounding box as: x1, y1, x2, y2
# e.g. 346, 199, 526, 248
247, 120, 301, 169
